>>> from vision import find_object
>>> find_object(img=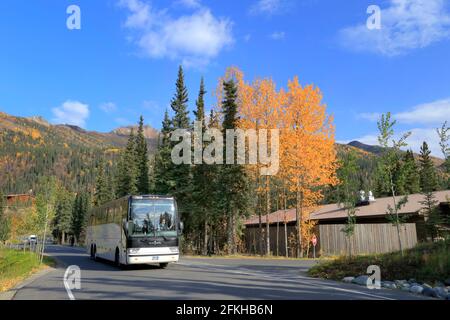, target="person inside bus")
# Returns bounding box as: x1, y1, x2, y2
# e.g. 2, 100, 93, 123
142, 219, 149, 235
